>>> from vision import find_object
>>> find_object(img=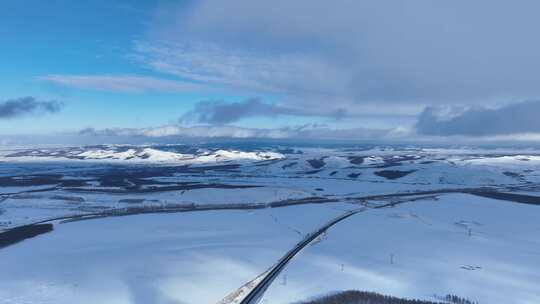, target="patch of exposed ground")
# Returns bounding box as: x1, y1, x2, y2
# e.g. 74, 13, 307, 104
374, 170, 417, 180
